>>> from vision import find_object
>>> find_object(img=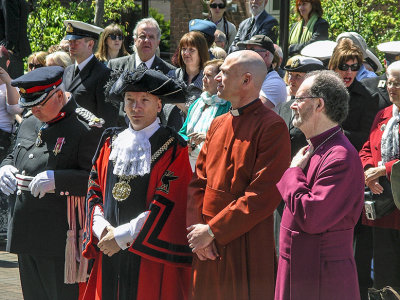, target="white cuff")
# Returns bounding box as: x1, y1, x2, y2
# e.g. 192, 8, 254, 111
114, 211, 150, 250
92, 206, 111, 240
